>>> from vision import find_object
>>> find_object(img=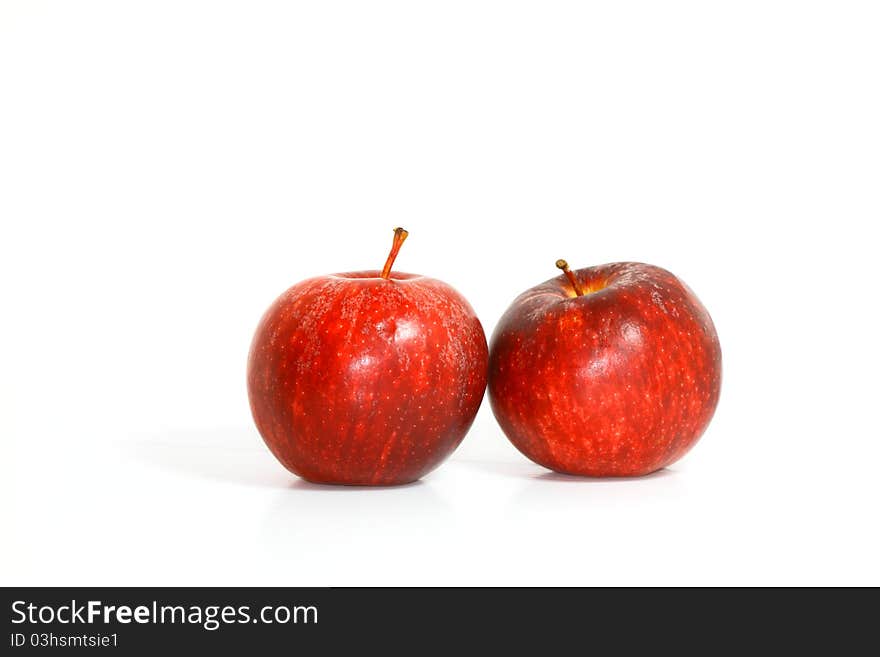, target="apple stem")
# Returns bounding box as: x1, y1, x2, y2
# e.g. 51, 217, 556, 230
556, 259, 585, 296
380, 227, 409, 279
